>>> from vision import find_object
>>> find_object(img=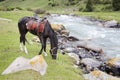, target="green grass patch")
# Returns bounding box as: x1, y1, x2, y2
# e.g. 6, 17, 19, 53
0, 11, 84, 80
76, 11, 120, 23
